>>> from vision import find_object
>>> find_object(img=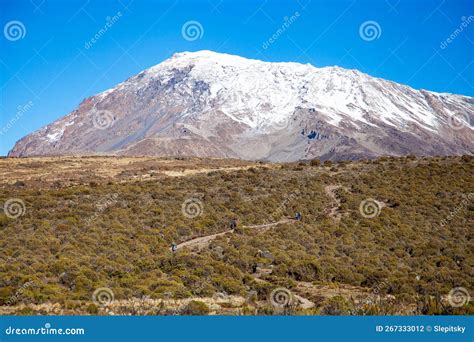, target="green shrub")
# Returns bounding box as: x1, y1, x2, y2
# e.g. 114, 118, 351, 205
181, 300, 210, 315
